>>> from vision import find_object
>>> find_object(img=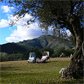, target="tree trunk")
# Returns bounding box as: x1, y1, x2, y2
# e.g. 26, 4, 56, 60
61, 15, 83, 79
61, 44, 83, 79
